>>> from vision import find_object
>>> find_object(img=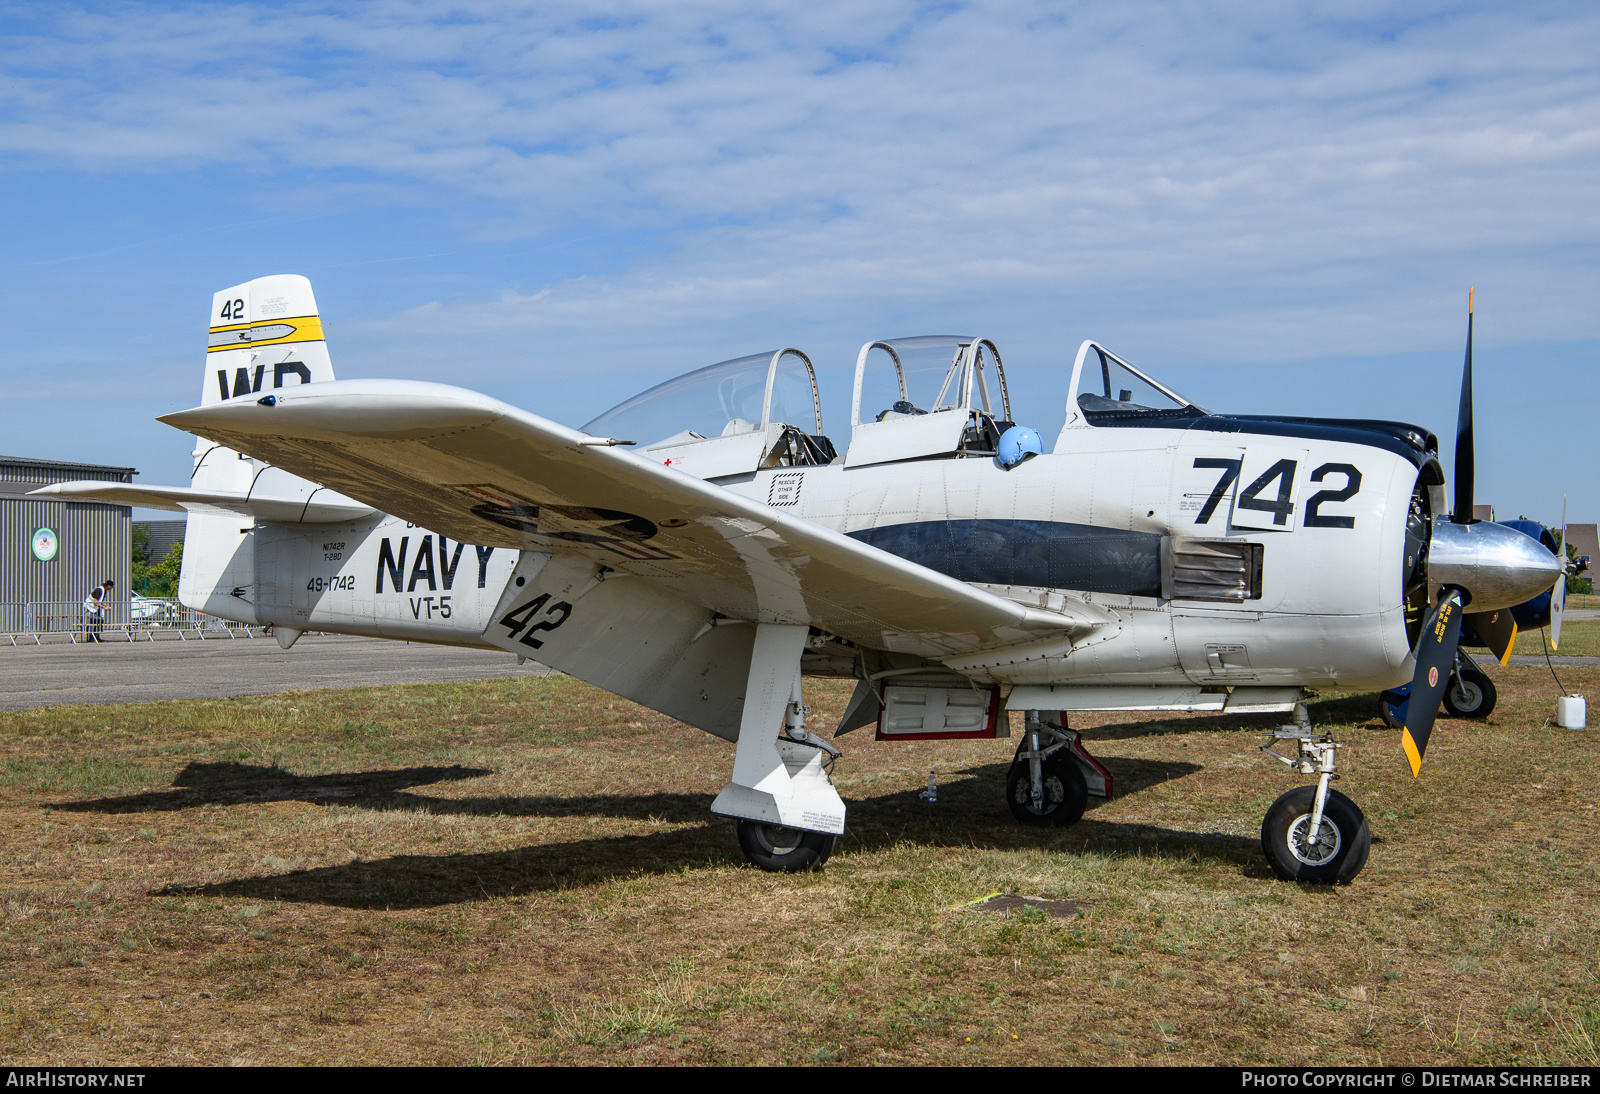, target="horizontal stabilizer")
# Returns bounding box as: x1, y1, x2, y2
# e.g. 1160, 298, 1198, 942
28, 481, 375, 524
